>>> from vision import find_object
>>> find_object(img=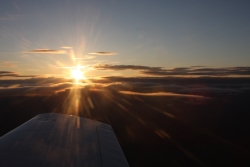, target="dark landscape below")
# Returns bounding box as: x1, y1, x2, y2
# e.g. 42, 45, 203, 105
0, 77, 250, 167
